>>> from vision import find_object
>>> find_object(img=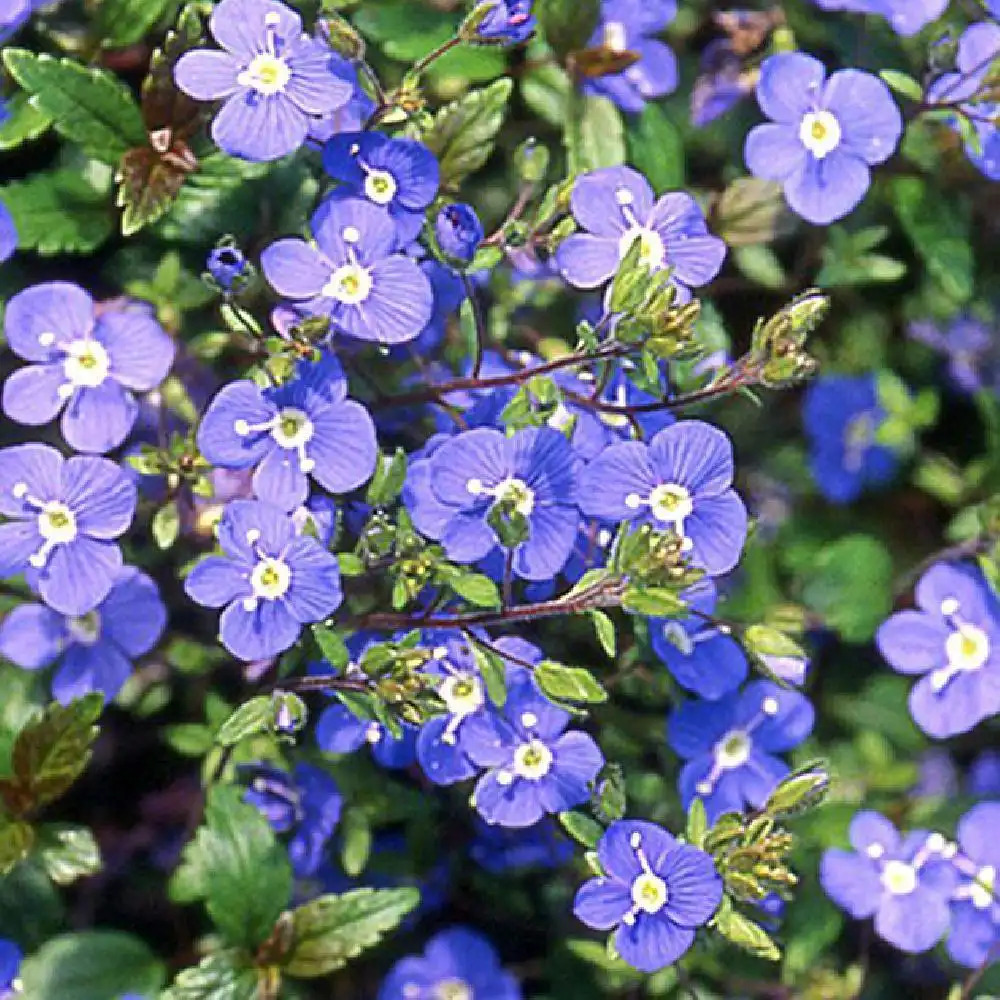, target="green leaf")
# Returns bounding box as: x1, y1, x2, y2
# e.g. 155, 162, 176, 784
890, 176, 973, 303
588, 609, 616, 658
313, 625, 351, 669
19, 931, 166, 1000
538, 0, 601, 58
424, 78, 514, 190
152, 500, 180, 549
467, 639, 507, 707
339, 808, 372, 878
449, 571, 502, 608
36, 824, 101, 885
0, 694, 102, 817
0, 164, 115, 256
566, 94, 626, 174
283, 887, 420, 978
714, 177, 794, 247
173, 784, 292, 949
558, 810, 604, 848
879, 69, 923, 102
365, 448, 407, 507
627, 104, 685, 192
535, 660, 607, 704
801, 534, 894, 644
685, 798, 708, 850
160, 952, 259, 1000
0, 92, 52, 150
0, 816, 35, 876
712, 900, 780, 961
214, 696, 274, 747
621, 586, 685, 618
2, 49, 145, 163
98, 0, 178, 47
